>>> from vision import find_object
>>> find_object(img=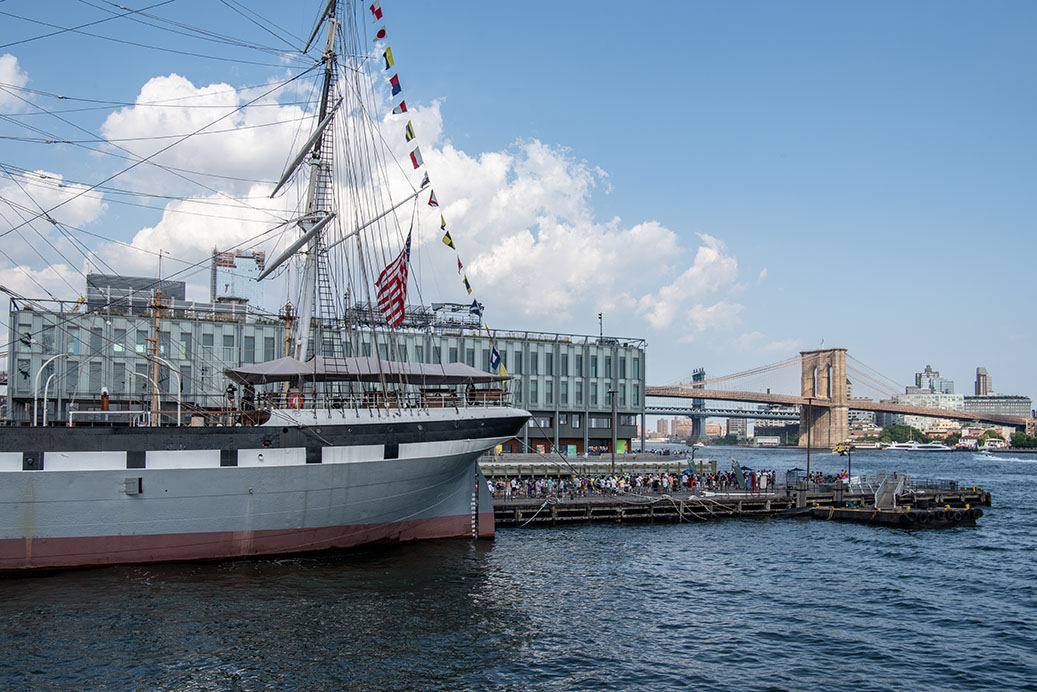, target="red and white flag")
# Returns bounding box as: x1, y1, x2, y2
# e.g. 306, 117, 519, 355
375, 232, 412, 327
369, 2, 382, 20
